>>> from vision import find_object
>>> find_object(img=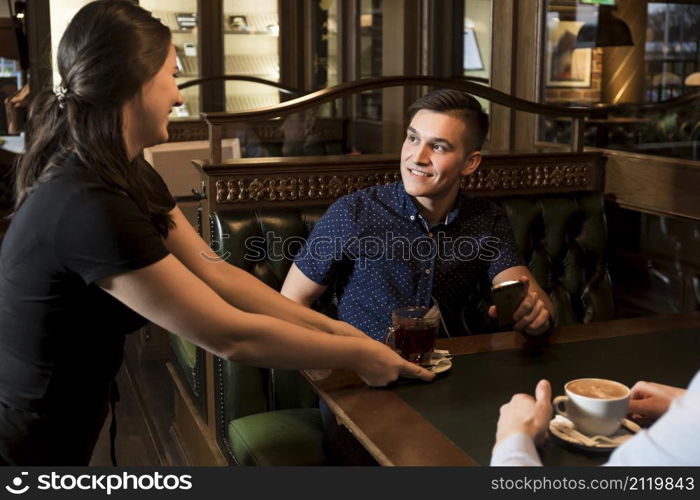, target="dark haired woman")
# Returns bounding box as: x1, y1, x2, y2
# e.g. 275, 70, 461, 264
0, 0, 432, 465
